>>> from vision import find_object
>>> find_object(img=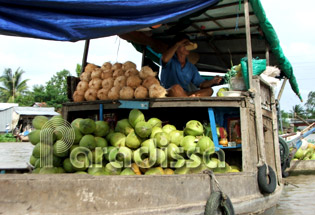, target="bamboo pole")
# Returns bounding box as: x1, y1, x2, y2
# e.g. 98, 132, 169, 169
244, 0, 266, 166
244, 0, 253, 89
